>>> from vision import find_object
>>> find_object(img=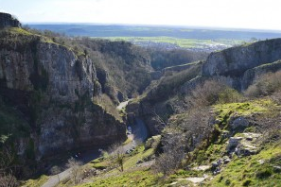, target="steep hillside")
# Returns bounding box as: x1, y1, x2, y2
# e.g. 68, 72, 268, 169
0, 14, 155, 180
0, 28, 128, 160
72, 39, 281, 187
0, 14, 209, 183
202, 39, 281, 89
2, 12, 281, 187
129, 38, 281, 136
